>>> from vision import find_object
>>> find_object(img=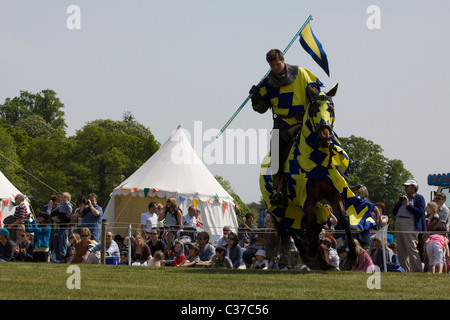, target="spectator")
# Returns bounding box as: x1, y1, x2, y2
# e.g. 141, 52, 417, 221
65, 233, 80, 263
13, 194, 28, 224
148, 250, 165, 267
83, 231, 120, 264
392, 180, 426, 272
69, 228, 95, 264
425, 201, 441, 231
162, 198, 183, 250
243, 233, 265, 268
178, 244, 201, 267
120, 236, 131, 265
79, 193, 103, 242
370, 236, 389, 269
25, 212, 51, 263
196, 231, 215, 262
433, 193, 450, 231
71, 195, 87, 233
183, 206, 197, 227
216, 226, 231, 247
323, 238, 339, 270
13, 231, 33, 262
337, 246, 351, 271
257, 209, 268, 228
162, 240, 186, 267
388, 242, 399, 266
131, 232, 151, 265
194, 208, 203, 228
212, 246, 233, 269
423, 228, 450, 274
226, 231, 245, 269
351, 239, 375, 272
146, 227, 167, 256
156, 203, 165, 228
51, 192, 73, 263
251, 249, 269, 270
238, 212, 257, 249
374, 202, 389, 230
0, 228, 15, 262
141, 202, 159, 239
